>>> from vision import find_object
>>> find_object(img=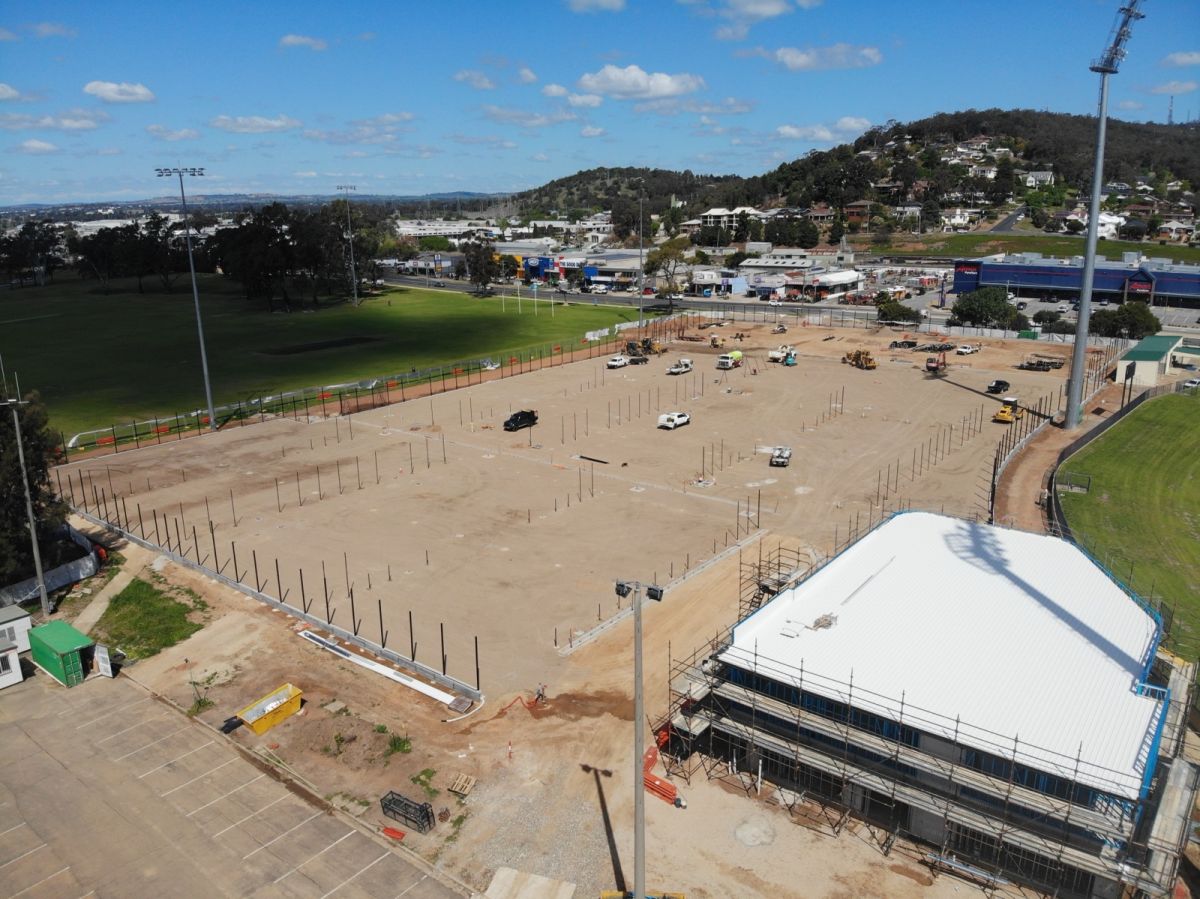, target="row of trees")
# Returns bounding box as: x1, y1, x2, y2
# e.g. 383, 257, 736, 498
952, 287, 1161, 338
0, 394, 64, 586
